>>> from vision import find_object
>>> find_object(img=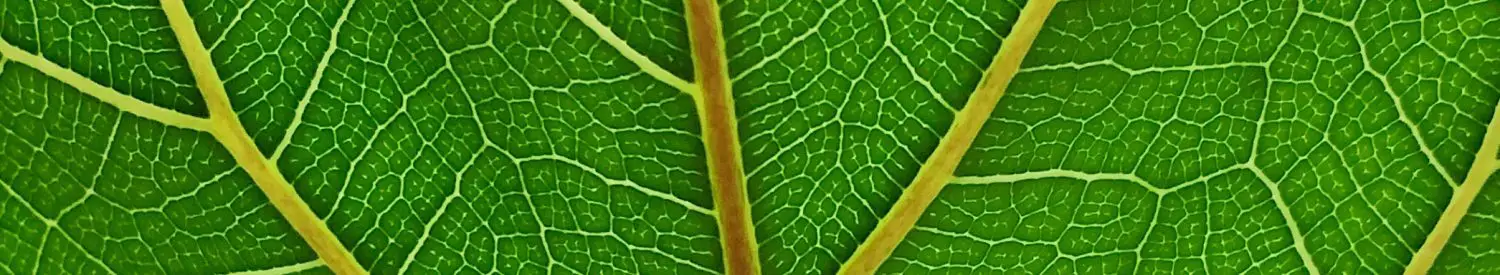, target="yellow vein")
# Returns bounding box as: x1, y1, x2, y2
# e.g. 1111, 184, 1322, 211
683, 0, 759, 273
1406, 100, 1500, 274
555, 0, 698, 96
953, 163, 1254, 196
222, 260, 325, 275
837, 0, 1057, 274
0, 39, 211, 131
157, 0, 365, 274
952, 168, 1169, 195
